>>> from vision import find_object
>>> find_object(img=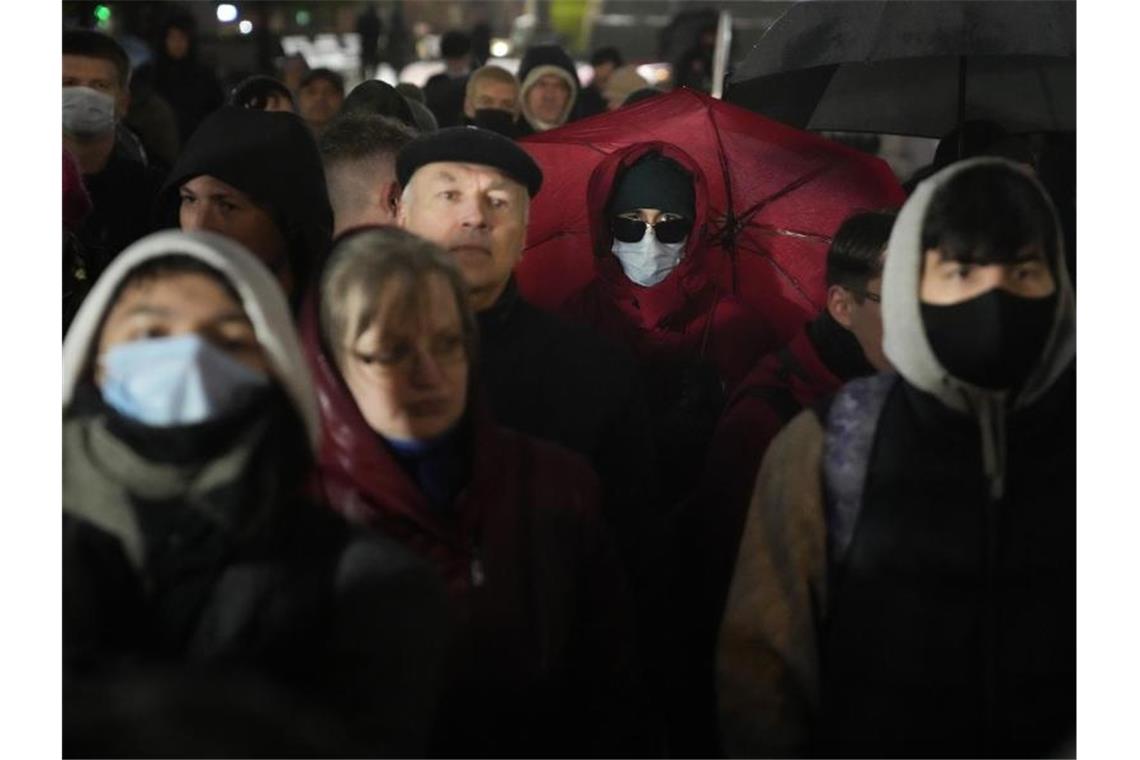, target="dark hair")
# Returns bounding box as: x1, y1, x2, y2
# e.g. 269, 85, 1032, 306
300, 68, 346, 96
229, 76, 296, 111
826, 211, 897, 298
395, 82, 425, 104
921, 163, 1057, 268
319, 114, 416, 167
63, 29, 131, 89
590, 47, 624, 68
109, 255, 242, 308
440, 31, 472, 60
